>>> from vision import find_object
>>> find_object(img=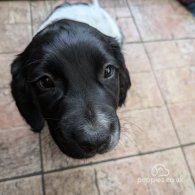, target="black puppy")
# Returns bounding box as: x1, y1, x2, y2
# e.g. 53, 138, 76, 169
11, 2, 130, 159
